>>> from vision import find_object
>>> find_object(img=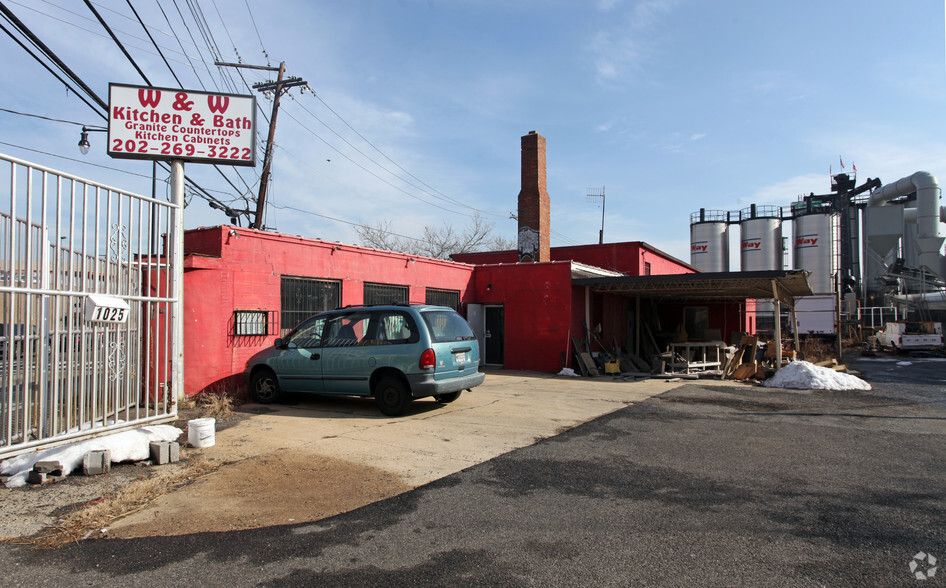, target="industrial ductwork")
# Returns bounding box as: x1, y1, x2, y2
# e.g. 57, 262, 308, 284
867, 171, 945, 282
